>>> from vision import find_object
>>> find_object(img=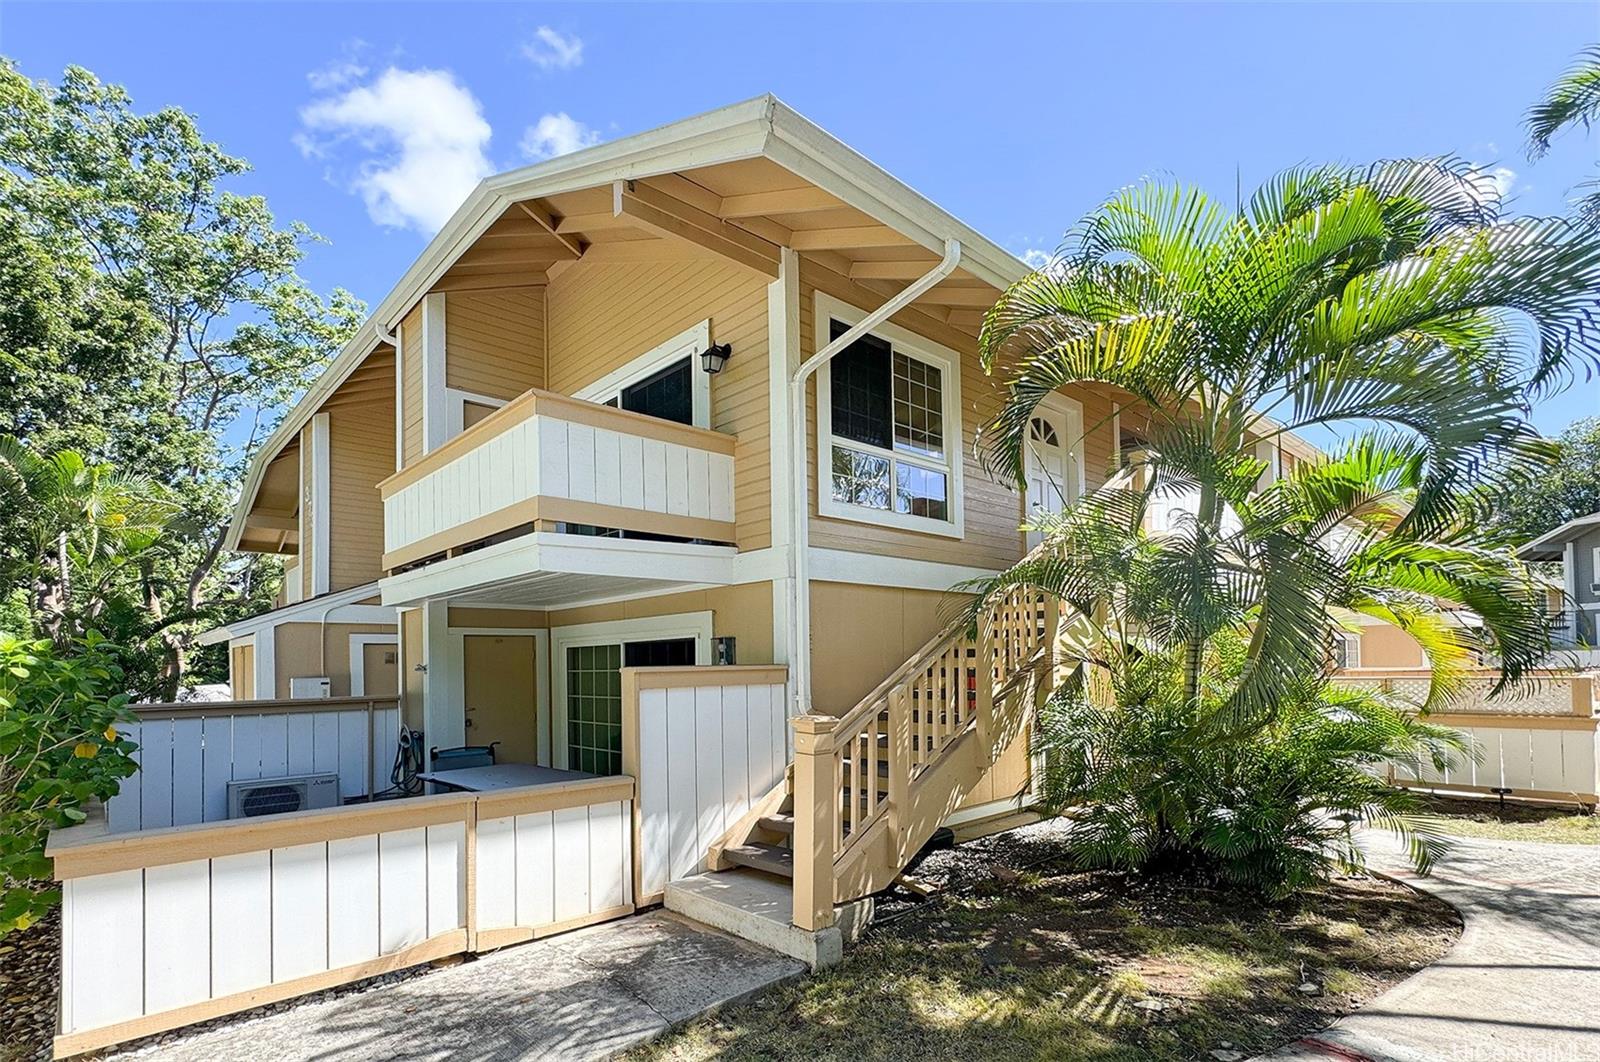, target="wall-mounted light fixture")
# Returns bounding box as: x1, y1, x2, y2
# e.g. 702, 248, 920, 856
700, 342, 732, 375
